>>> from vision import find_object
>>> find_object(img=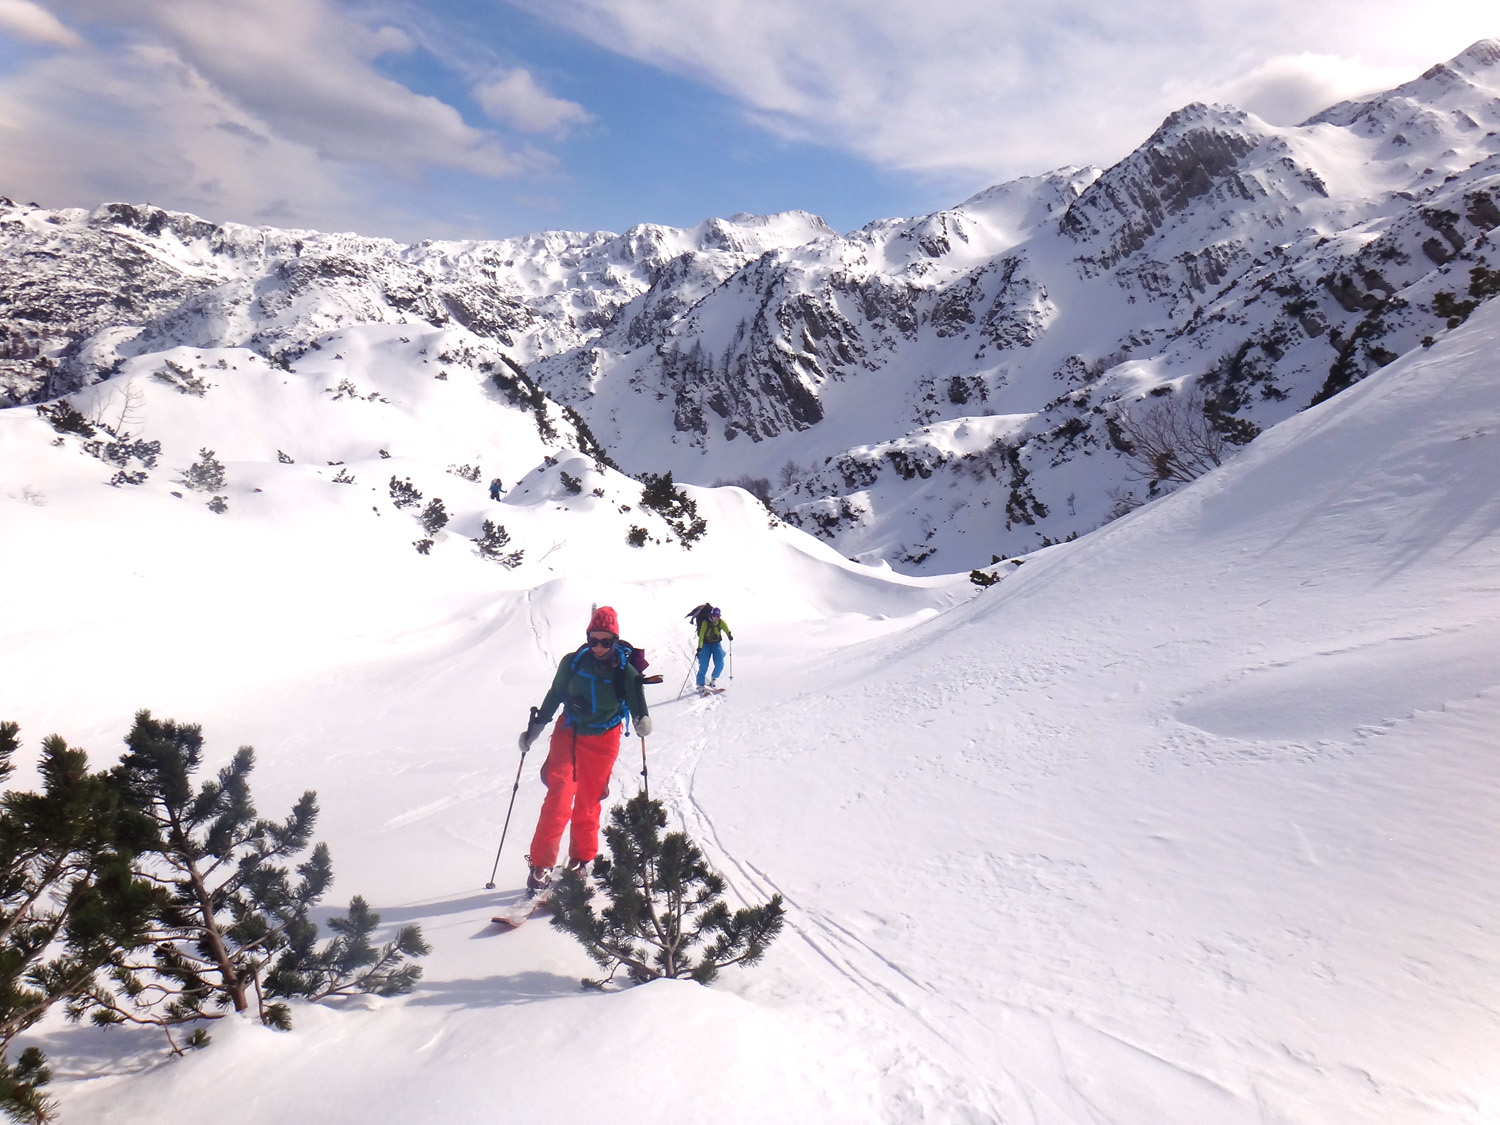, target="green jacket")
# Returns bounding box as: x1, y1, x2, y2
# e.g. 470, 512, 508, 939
696, 617, 733, 647
537, 644, 649, 733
